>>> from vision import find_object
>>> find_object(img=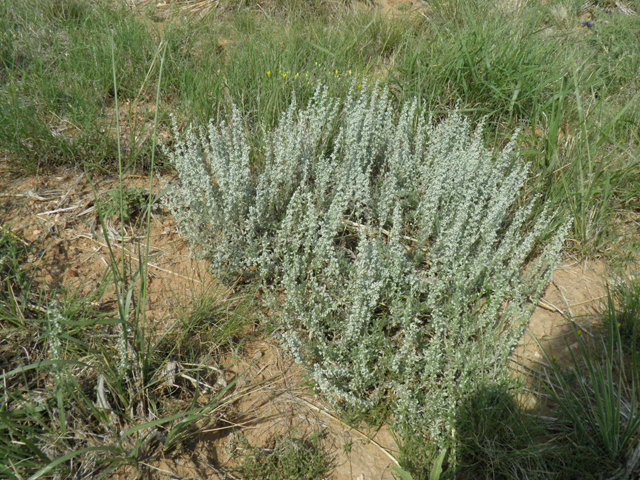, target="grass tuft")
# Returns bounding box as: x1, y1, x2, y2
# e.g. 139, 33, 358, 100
233, 430, 333, 480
